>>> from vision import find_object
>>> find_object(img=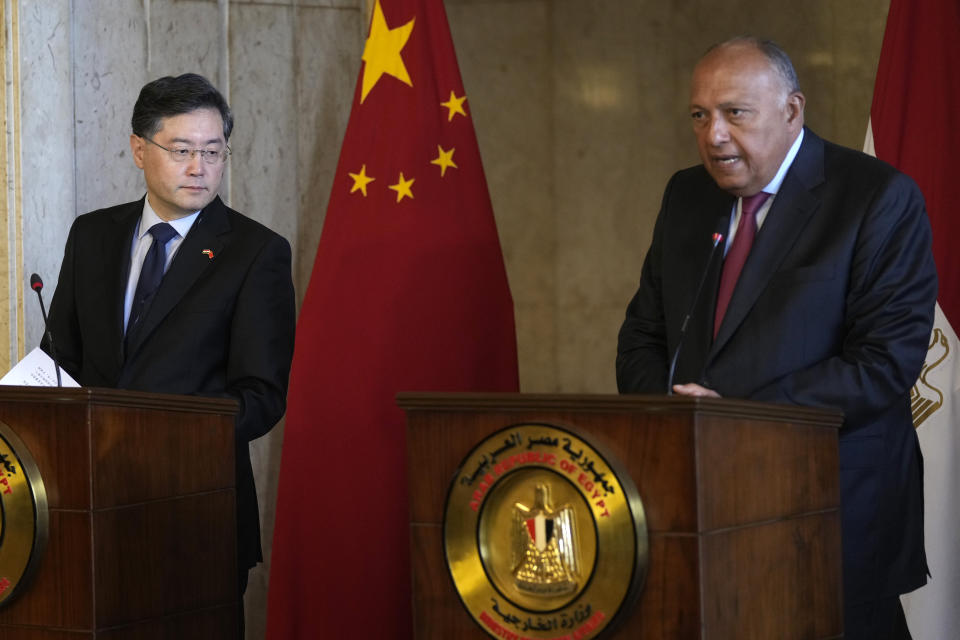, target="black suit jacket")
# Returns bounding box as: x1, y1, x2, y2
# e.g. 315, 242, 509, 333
617, 129, 937, 605
45, 195, 296, 570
